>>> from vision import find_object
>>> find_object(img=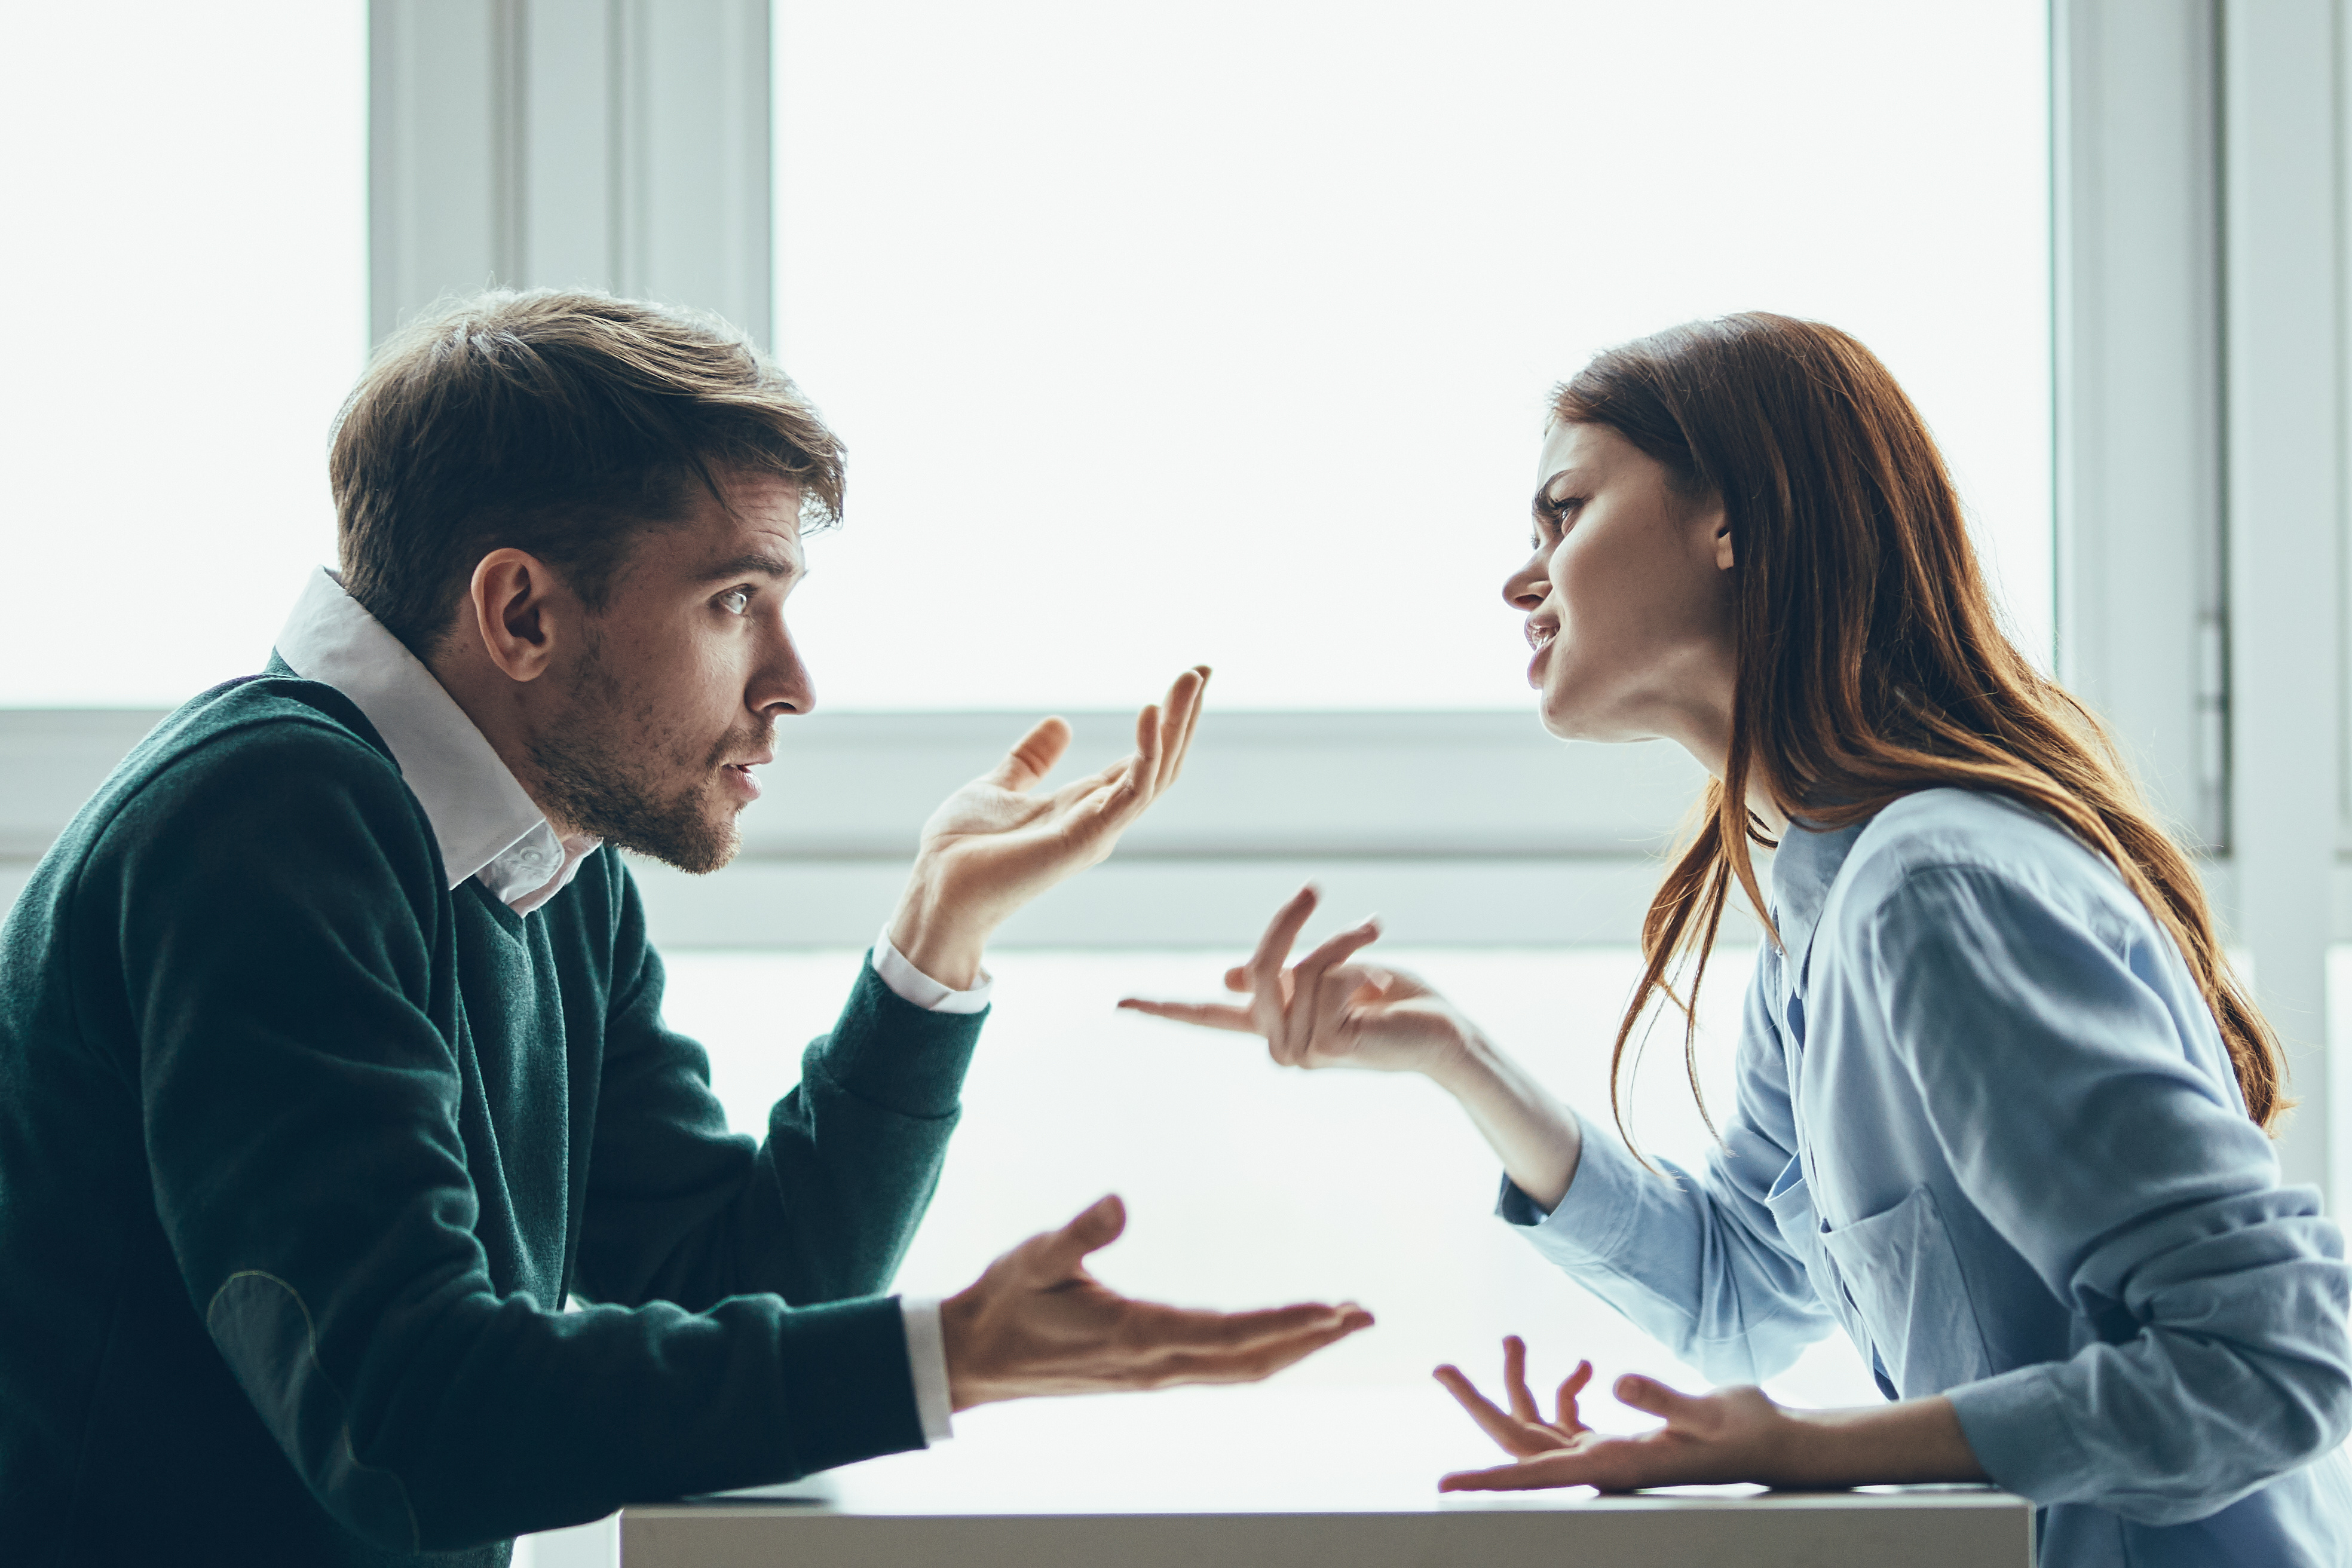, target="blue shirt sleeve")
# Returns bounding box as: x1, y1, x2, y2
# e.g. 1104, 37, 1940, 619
1500, 944, 1839, 1384
1870, 865, 2352, 1525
